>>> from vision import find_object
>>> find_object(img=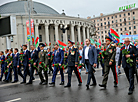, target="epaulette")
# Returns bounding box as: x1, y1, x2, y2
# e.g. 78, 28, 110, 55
44, 50, 47, 52
74, 47, 77, 48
